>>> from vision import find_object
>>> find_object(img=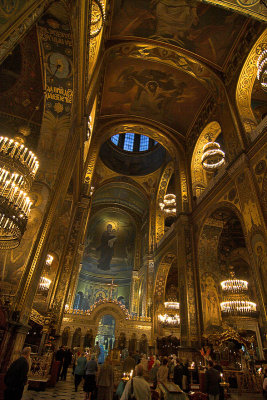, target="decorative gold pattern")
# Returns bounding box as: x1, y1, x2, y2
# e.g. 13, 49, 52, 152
156, 162, 174, 242
236, 29, 267, 134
